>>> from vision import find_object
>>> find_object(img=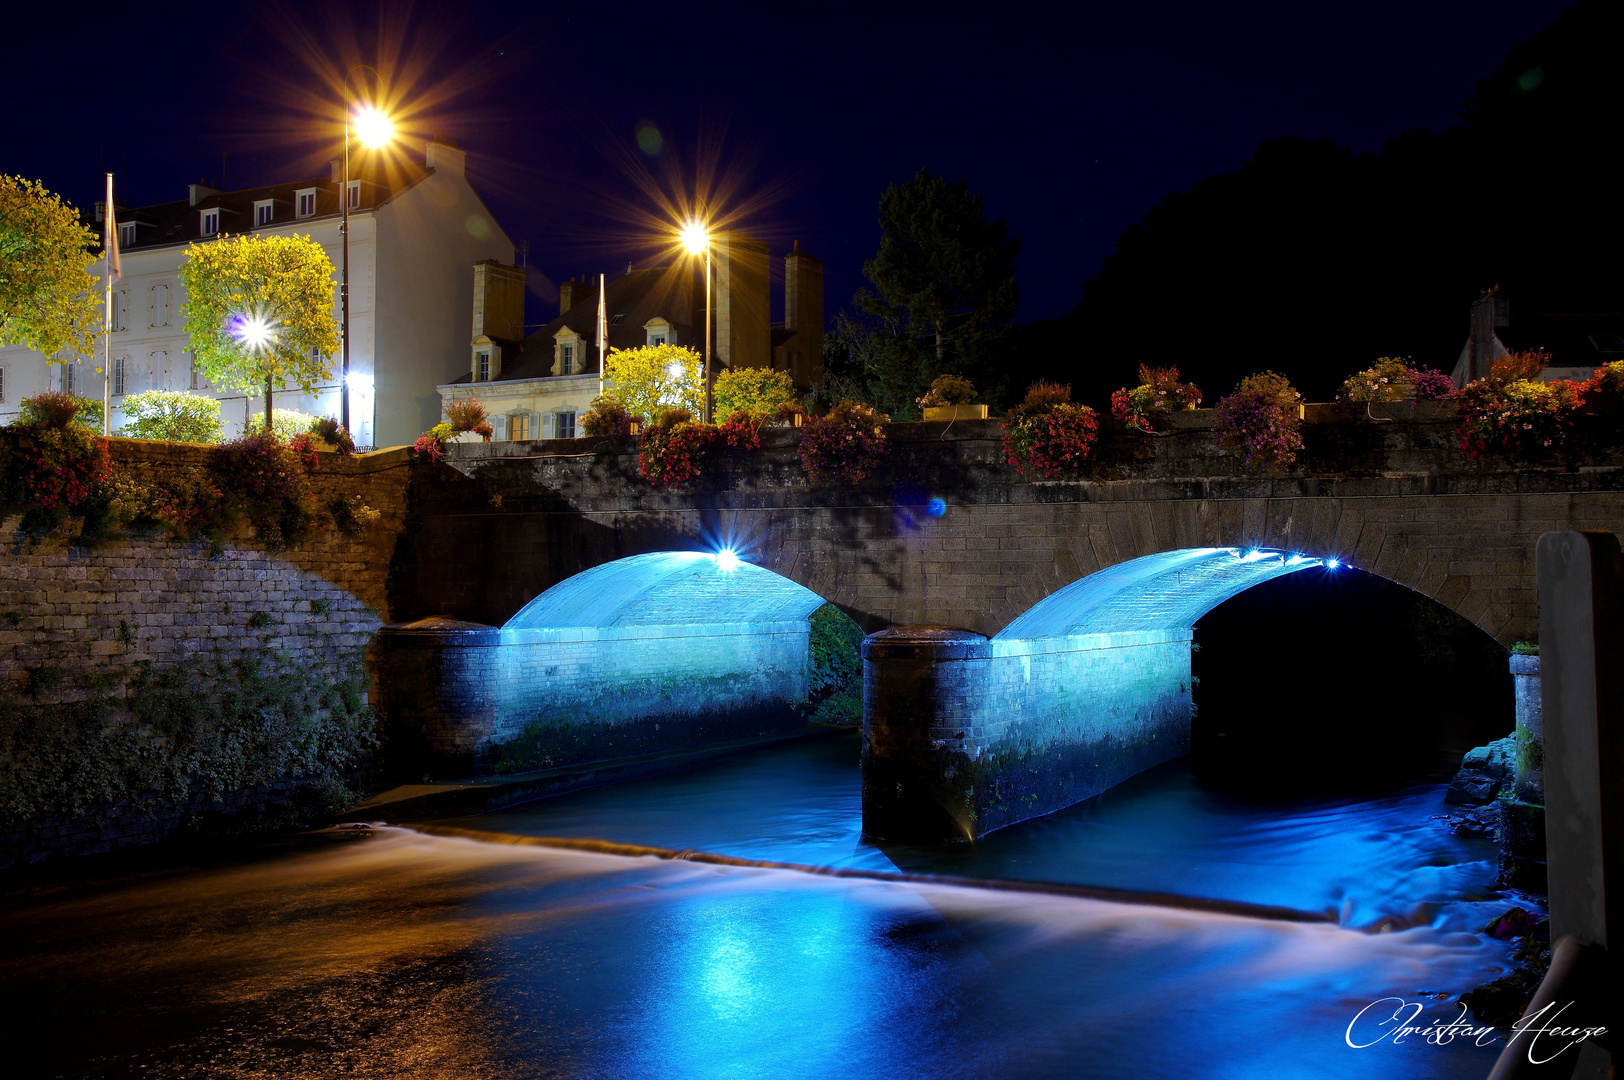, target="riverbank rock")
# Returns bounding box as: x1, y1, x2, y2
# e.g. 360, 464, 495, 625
1444, 736, 1516, 805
